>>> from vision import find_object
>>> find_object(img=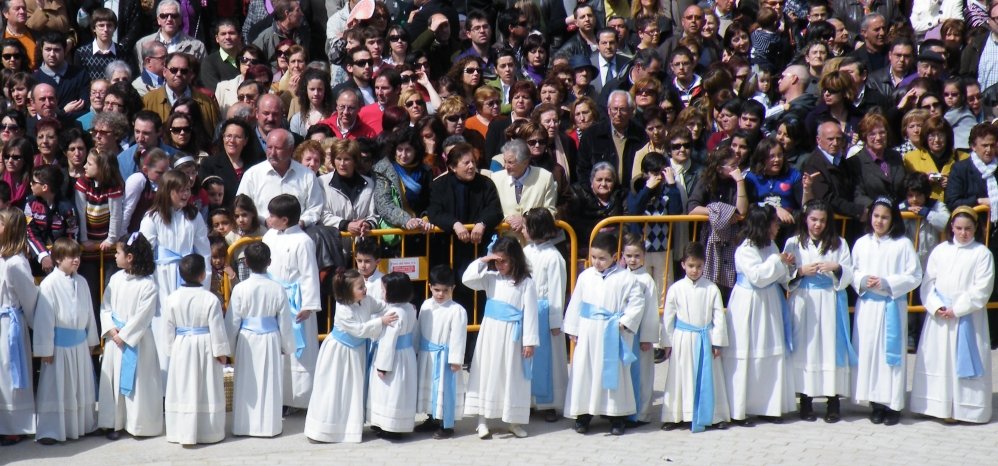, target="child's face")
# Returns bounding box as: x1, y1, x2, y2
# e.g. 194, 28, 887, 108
355, 252, 378, 278
84, 154, 99, 179
429, 283, 454, 304
145, 159, 169, 183
493, 252, 513, 276
29, 175, 45, 197
56, 254, 81, 275
207, 184, 224, 206
180, 164, 197, 184
805, 209, 827, 239
907, 191, 926, 208
212, 214, 233, 235
352, 278, 367, 302
170, 187, 190, 209
211, 251, 225, 270
589, 247, 615, 273
267, 213, 290, 230
682, 257, 704, 281
235, 207, 253, 232
758, 72, 772, 92
114, 244, 131, 270
622, 244, 645, 271
769, 219, 780, 240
